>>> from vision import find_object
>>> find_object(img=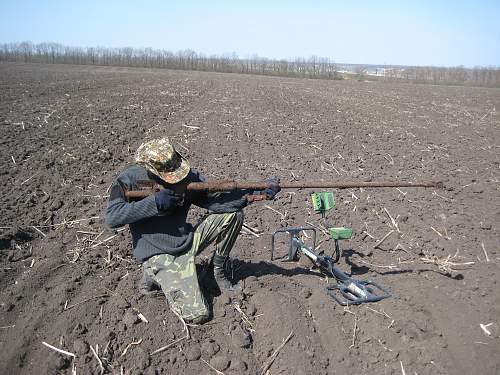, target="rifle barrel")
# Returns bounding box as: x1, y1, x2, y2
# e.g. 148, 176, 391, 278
184, 180, 442, 191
